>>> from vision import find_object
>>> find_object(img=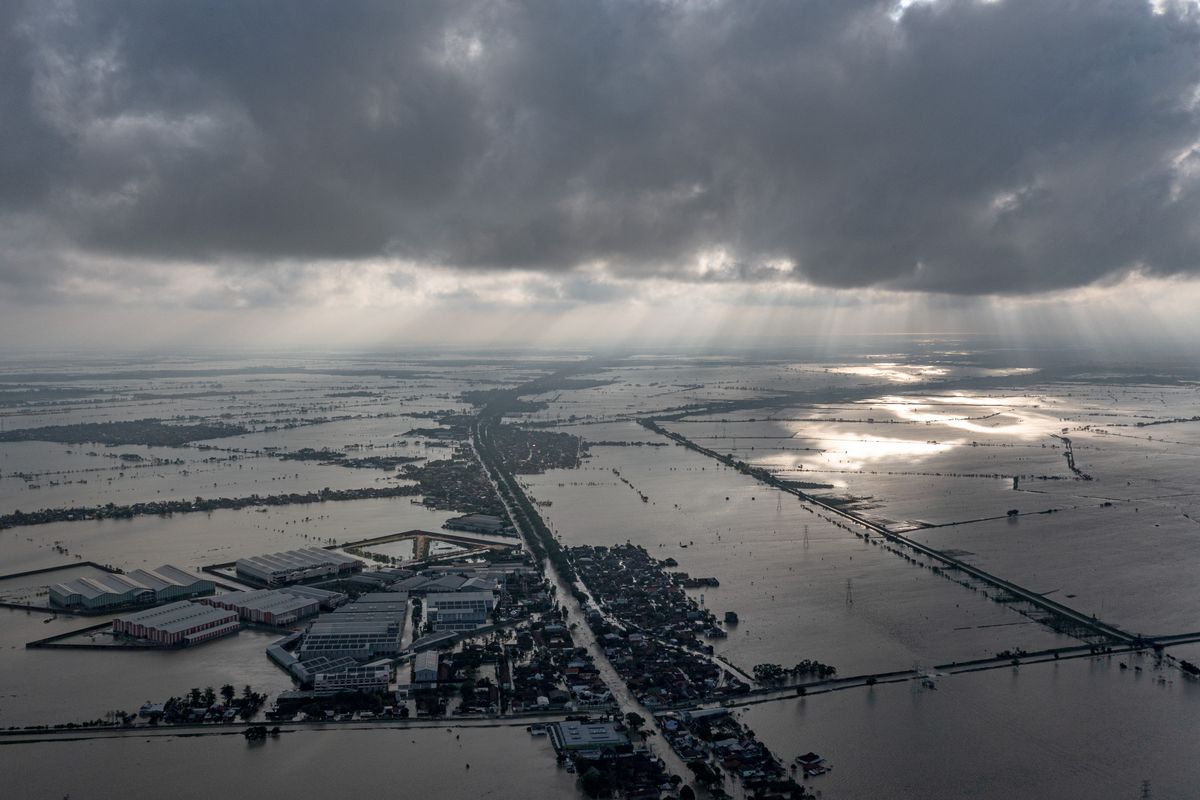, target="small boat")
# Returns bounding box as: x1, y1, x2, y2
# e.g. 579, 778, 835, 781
527, 724, 547, 735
